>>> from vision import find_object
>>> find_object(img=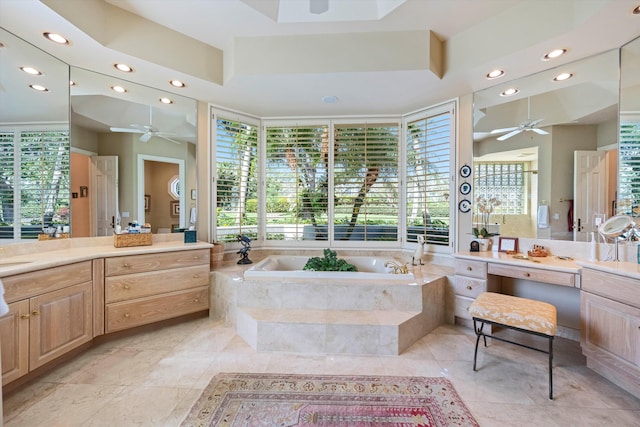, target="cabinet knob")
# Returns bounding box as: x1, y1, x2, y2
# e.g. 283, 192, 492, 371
31, 310, 40, 316
194, 298, 199, 303
524, 272, 531, 277
21, 314, 30, 319
193, 256, 200, 260
466, 266, 472, 271
123, 263, 131, 268
466, 285, 472, 290
124, 313, 130, 318
192, 274, 199, 279
123, 285, 130, 290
